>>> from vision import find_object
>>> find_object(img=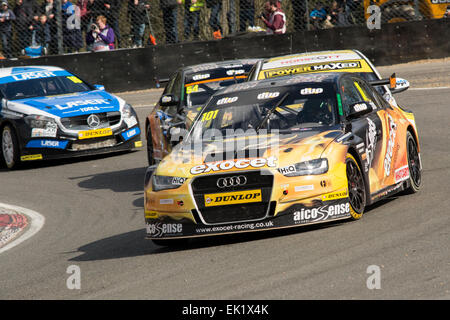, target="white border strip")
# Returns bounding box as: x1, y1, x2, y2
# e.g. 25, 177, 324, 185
0, 203, 45, 254
409, 86, 450, 91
